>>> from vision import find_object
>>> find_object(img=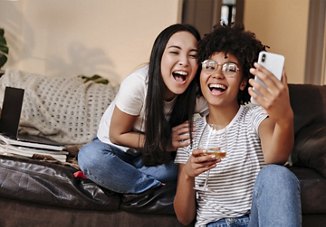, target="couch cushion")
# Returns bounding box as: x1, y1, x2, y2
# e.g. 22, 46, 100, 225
121, 182, 176, 215
0, 154, 120, 210
292, 124, 326, 178
289, 167, 326, 214
288, 84, 326, 134
289, 84, 326, 177
0, 154, 178, 215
